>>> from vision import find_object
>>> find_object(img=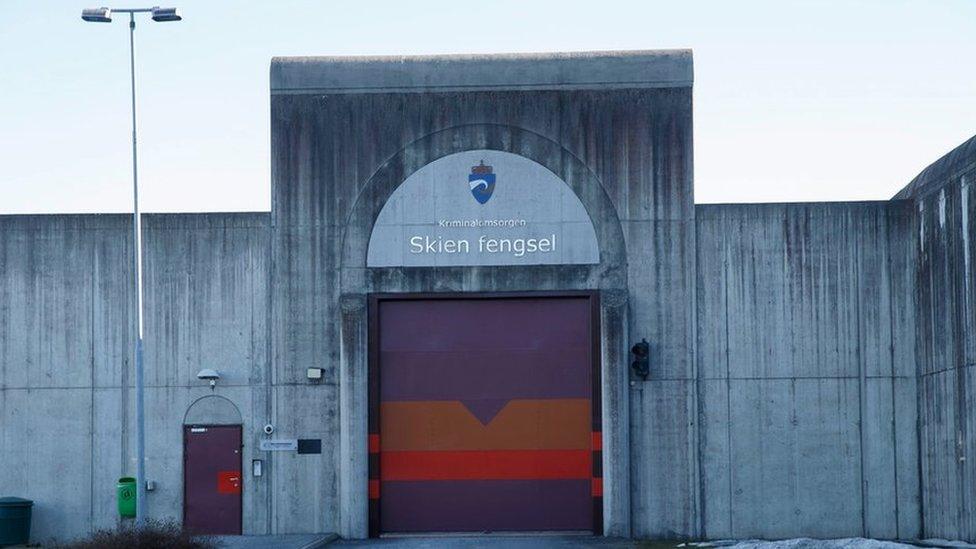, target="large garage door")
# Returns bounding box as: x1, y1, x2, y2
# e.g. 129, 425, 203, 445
369, 295, 601, 535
